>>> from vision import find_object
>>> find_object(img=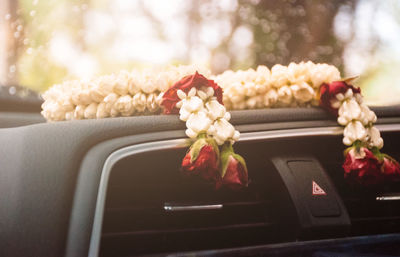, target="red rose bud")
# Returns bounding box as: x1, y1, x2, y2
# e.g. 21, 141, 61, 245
161, 71, 223, 114
218, 143, 248, 190
342, 146, 383, 186
381, 155, 400, 181
181, 137, 220, 182
319, 81, 361, 116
